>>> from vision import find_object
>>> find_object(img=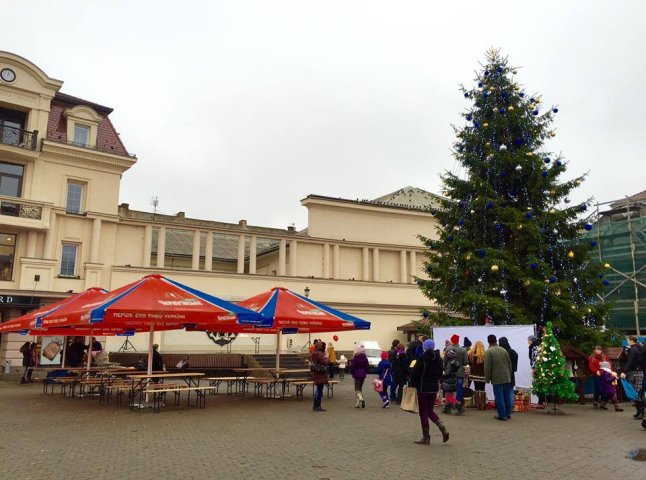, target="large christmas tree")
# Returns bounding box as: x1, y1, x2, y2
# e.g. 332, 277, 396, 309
418, 49, 611, 349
